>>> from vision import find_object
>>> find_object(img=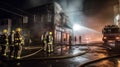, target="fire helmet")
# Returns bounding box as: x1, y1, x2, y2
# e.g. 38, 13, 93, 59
49, 32, 52, 35
3, 29, 8, 33
16, 28, 22, 32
